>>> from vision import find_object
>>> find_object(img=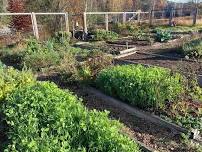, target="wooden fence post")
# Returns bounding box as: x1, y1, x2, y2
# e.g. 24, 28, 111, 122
123, 12, 126, 23
64, 13, 69, 32
137, 10, 141, 24
83, 12, 87, 34
105, 14, 109, 31
31, 12, 39, 40
193, 7, 198, 26
149, 10, 154, 26
169, 8, 173, 26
